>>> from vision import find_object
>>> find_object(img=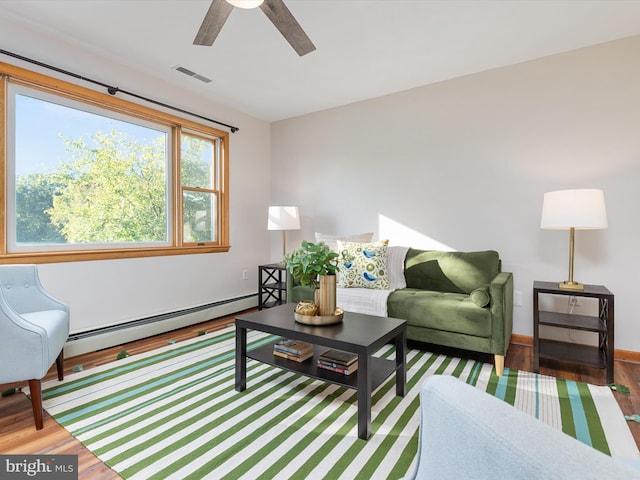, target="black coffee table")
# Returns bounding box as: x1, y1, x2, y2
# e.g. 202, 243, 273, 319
235, 303, 407, 440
